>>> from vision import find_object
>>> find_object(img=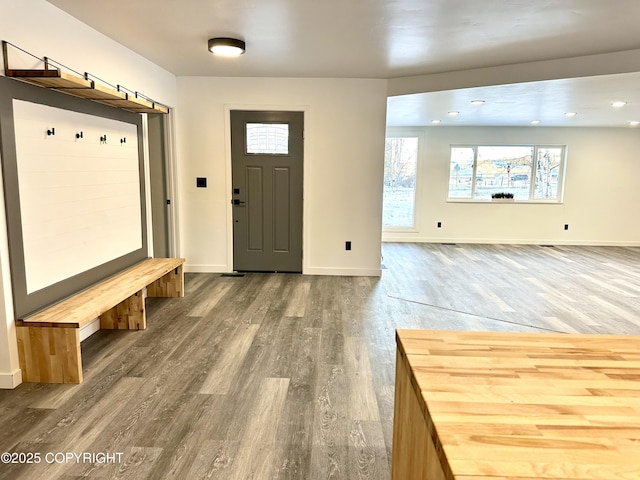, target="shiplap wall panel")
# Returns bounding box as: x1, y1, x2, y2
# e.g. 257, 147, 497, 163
12, 100, 142, 294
